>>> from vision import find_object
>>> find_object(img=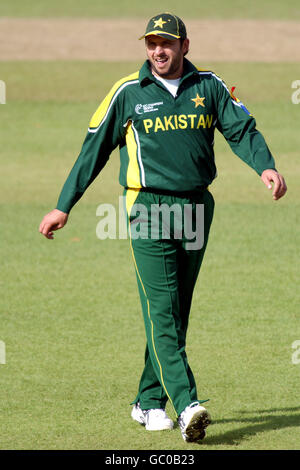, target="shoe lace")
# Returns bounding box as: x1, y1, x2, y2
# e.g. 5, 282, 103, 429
190, 401, 200, 408
178, 402, 200, 427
